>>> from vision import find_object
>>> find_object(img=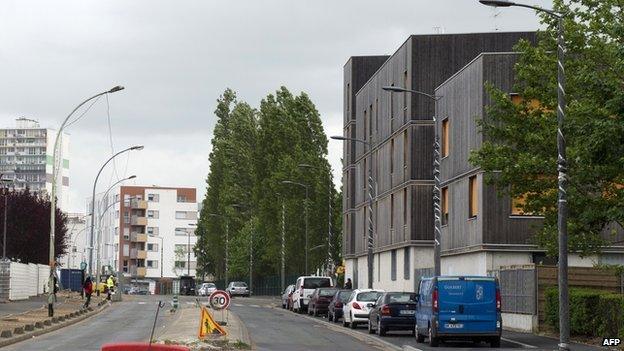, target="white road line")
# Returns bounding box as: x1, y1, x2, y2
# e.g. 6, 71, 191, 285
403, 346, 423, 351
233, 303, 243, 307
250, 304, 260, 308
501, 337, 537, 348
137, 302, 146, 305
